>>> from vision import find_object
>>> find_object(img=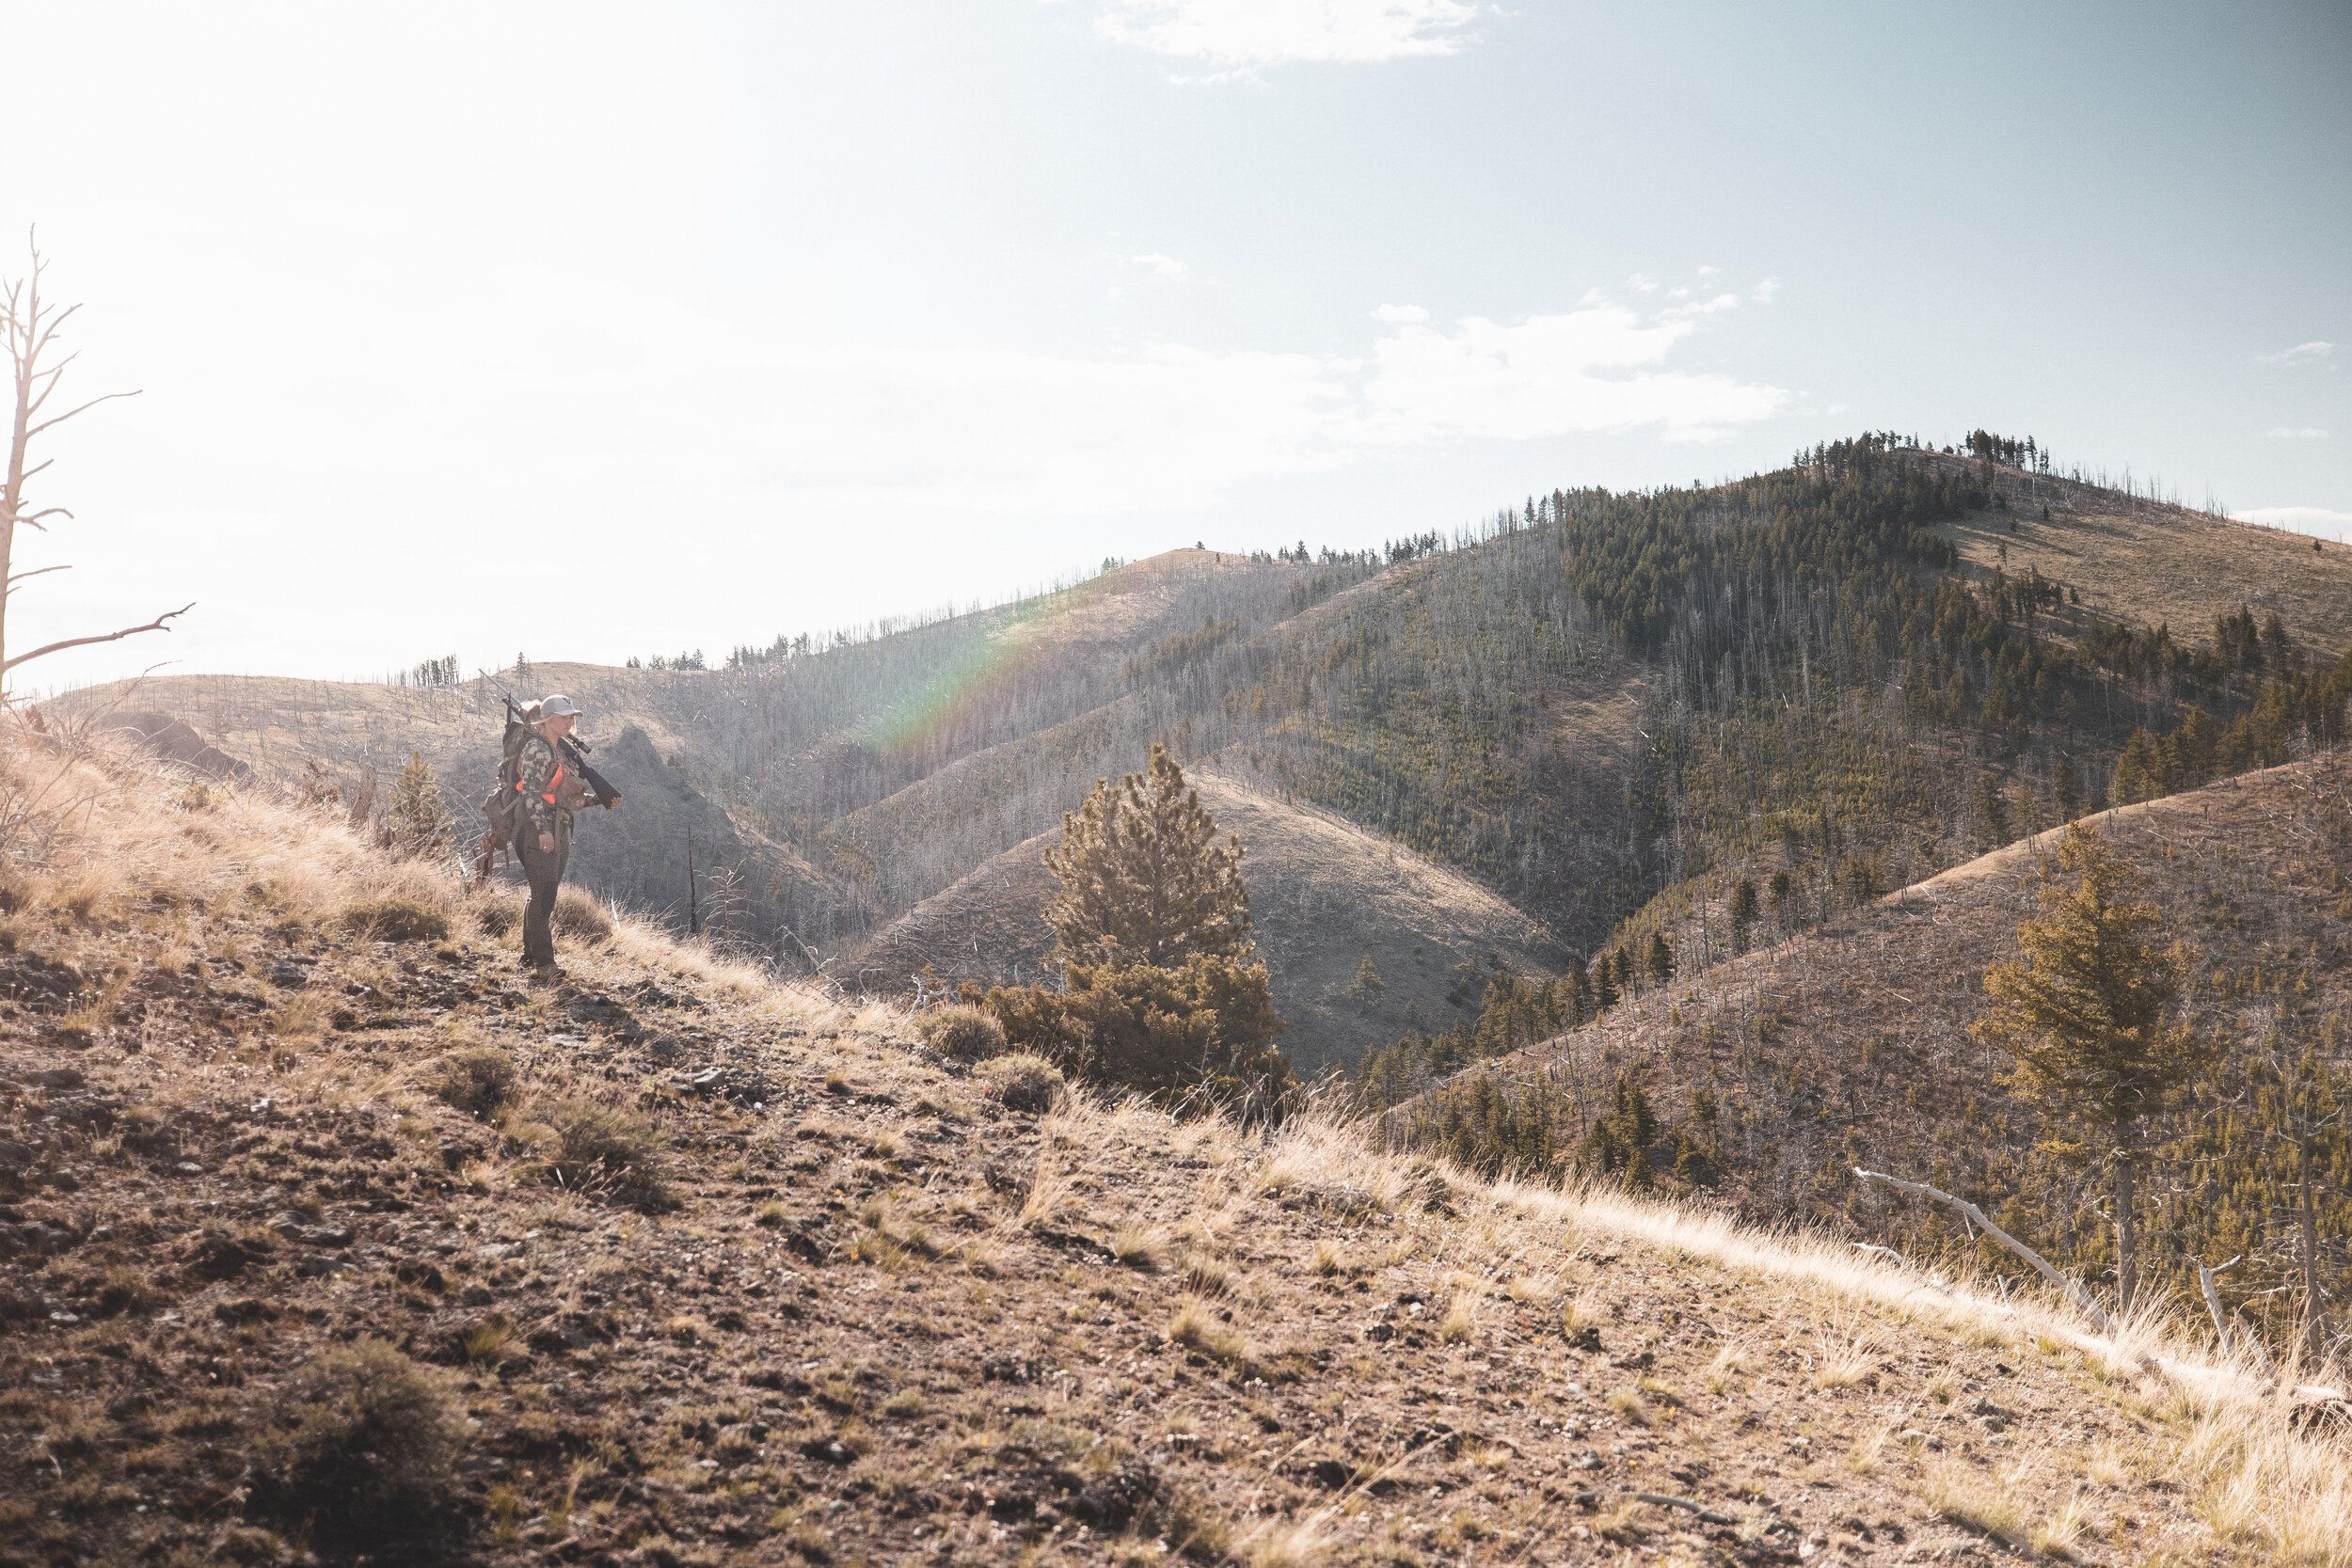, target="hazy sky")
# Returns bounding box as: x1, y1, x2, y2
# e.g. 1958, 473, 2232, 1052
9, 0, 2349, 690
